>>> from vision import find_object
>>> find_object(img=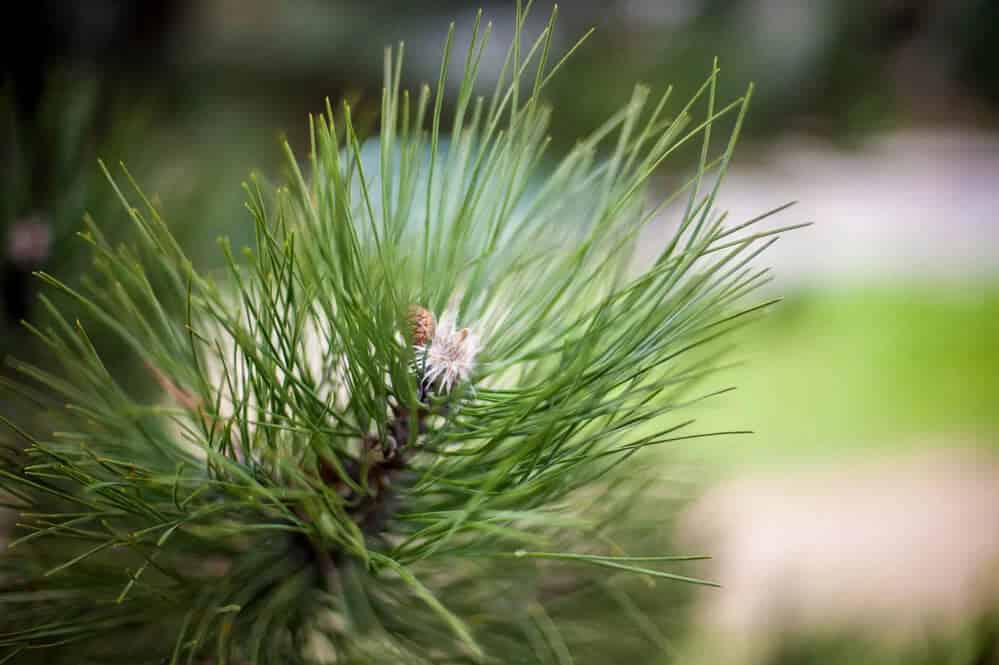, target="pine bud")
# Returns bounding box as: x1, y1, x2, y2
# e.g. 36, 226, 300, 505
408, 305, 436, 347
